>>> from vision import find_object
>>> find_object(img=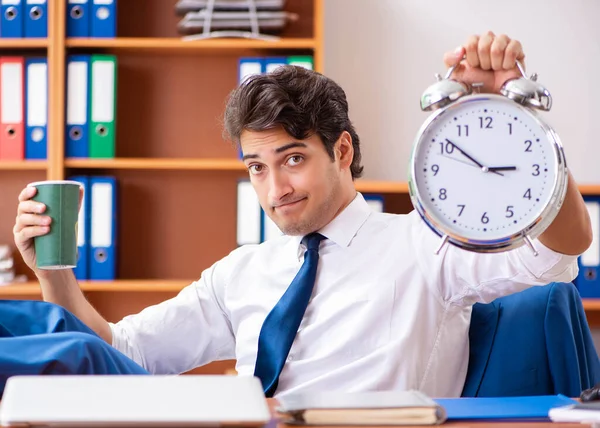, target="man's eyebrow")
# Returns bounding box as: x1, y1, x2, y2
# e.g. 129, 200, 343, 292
241, 142, 307, 161
275, 142, 307, 153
